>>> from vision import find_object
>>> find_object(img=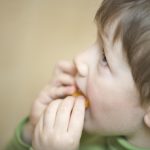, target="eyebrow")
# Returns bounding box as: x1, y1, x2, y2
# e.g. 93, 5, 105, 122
112, 22, 122, 44
97, 30, 104, 48
97, 28, 113, 72
97, 18, 122, 47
